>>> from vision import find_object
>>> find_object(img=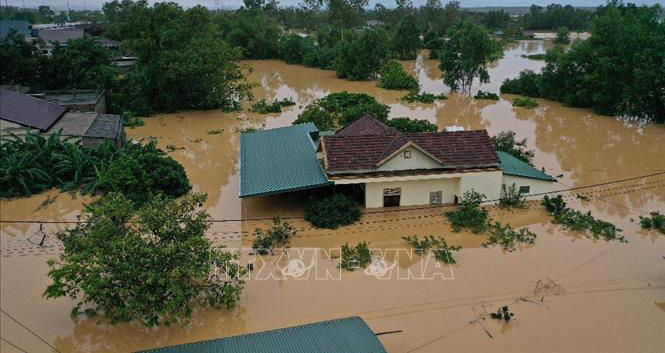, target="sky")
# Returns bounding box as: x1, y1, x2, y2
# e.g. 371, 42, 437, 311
6, 0, 664, 11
